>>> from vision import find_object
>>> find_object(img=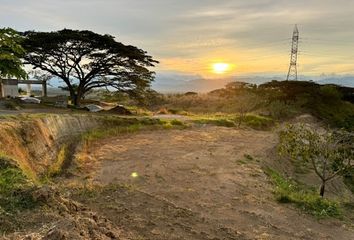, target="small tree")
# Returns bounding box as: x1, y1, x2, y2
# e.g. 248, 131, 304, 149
0, 28, 27, 79
233, 92, 261, 127
279, 124, 354, 197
